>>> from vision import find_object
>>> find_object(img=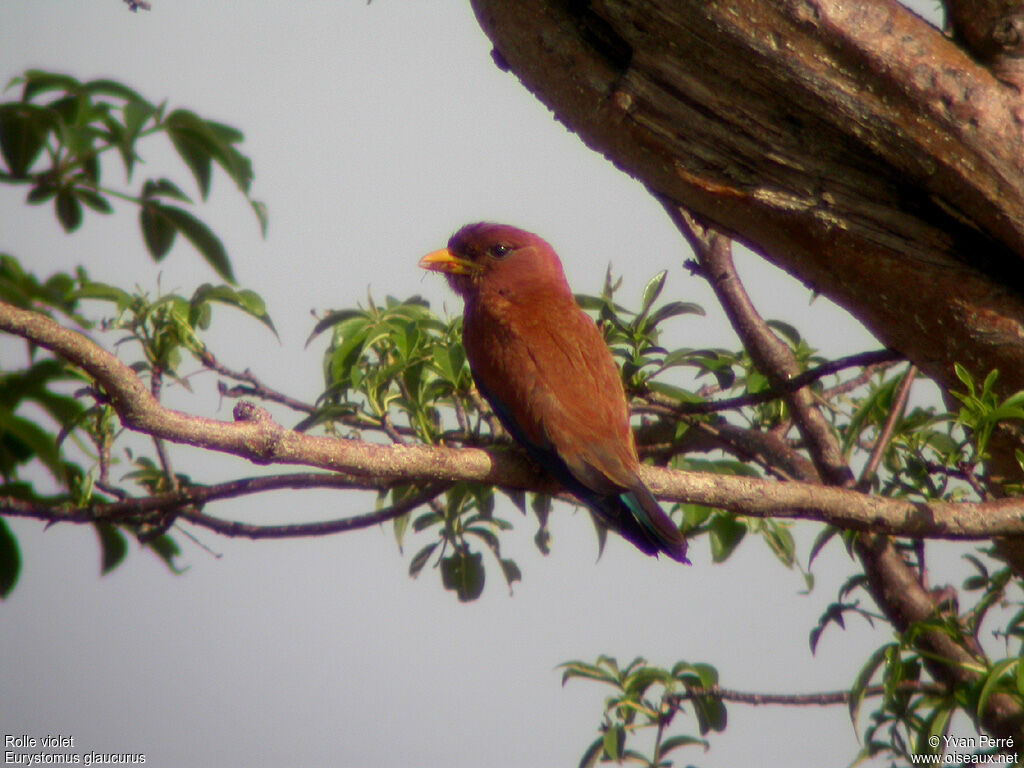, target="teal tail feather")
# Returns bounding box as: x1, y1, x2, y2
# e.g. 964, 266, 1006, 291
616, 485, 689, 564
